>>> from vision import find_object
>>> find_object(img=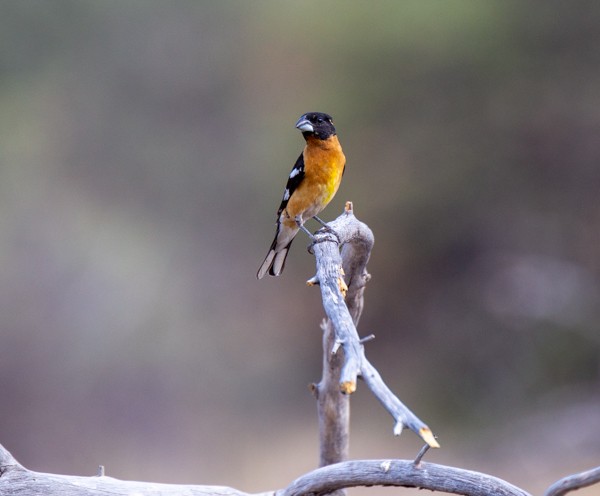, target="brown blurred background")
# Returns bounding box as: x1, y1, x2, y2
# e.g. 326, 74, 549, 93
1, 1, 599, 495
